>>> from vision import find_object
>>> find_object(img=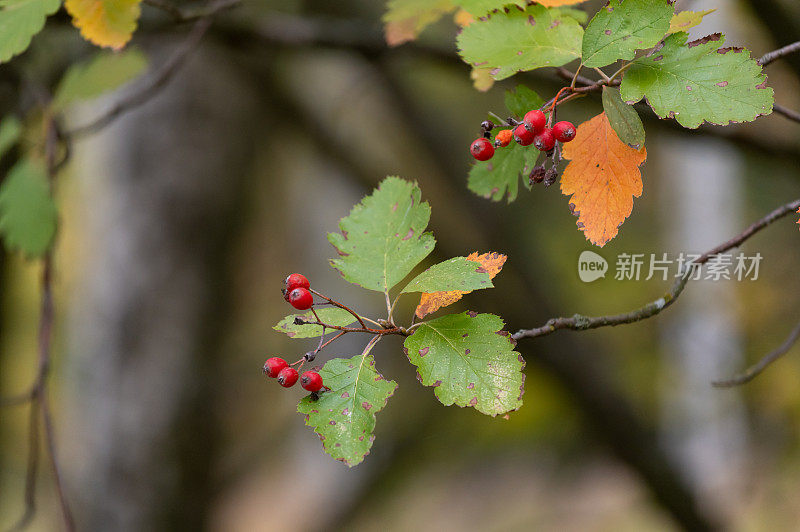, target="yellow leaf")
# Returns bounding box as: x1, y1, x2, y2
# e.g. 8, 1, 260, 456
560, 113, 647, 247
668, 9, 715, 34
415, 251, 506, 319
471, 67, 495, 92
384, 0, 455, 47
66, 0, 142, 50
453, 8, 473, 27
